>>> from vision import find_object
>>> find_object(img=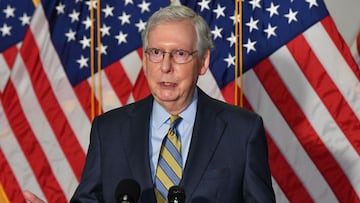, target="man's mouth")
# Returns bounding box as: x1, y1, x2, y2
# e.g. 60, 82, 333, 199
159, 82, 177, 87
